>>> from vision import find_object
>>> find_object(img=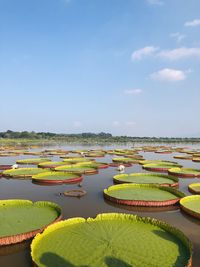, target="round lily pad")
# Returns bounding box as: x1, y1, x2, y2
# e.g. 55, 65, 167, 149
188, 183, 200, 194
78, 161, 109, 169
112, 157, 140, 164
84, 153, 105, 157
104, 184, 185, 206
180, 195, 200, 220
0, 199, 62, 245
55, 164, 98, 175
173, 155, 193, 160
64, 189, 87, 197
3, 168, 48, 179
32, 172, 83, 185
143, 163, 181, 173
109, 162, 133, 167
38, 161, 69, 169
63, 157, 94, 163
139, 160, 177, 165
168, 167, 200, 178
31, 213, 192, 267
155, 150, 172, 154
192, 157, 200, 162
16, 158, 51, 165
113, 173, 178, 187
